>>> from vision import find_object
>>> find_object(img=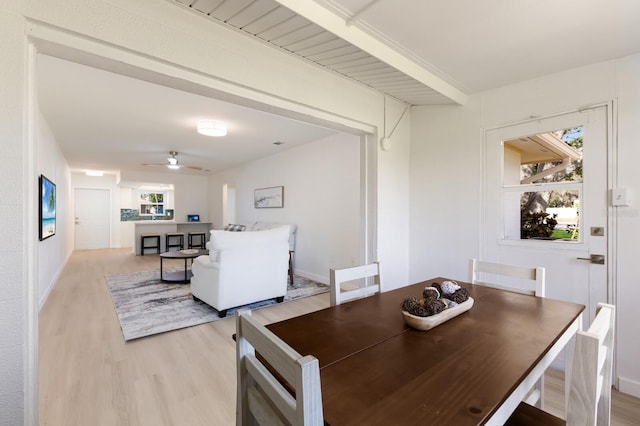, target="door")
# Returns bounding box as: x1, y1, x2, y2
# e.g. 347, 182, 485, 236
483, 106, 610, 326
74, 188, 110, 250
